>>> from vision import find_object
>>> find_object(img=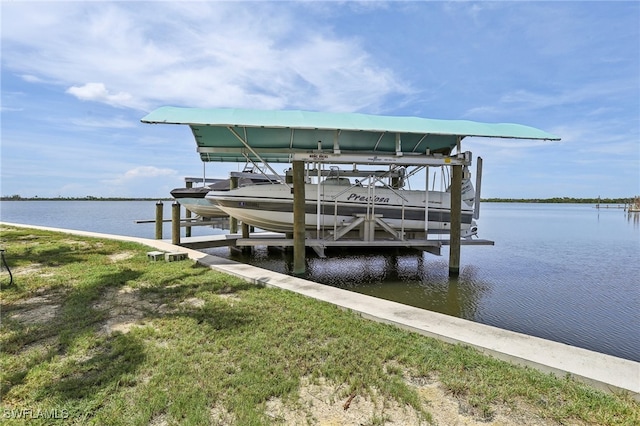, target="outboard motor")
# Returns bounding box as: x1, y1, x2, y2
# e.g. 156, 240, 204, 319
462, 220, 479, 238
